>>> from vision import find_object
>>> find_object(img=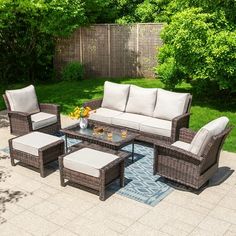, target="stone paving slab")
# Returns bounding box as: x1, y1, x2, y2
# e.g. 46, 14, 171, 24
0, 115, 236, 235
